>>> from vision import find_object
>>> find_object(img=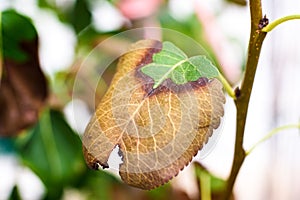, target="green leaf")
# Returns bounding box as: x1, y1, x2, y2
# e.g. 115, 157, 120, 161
78, 170, 122, 200
2, 9, 37, 62
141, 41, 219, 89
194, 162, 227, 199
71, 0, 92, 33
0, 9, 48, 136
8, 185, 22, 200
146, 183, 172, 200
0, 138, 15, 154
0, 11, 3, 81
226, 0, 247, 6
15, 109, 86, 198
